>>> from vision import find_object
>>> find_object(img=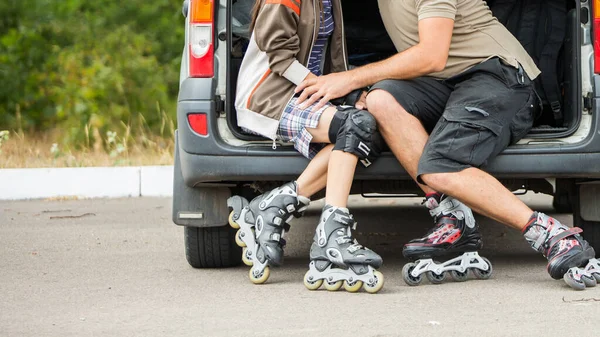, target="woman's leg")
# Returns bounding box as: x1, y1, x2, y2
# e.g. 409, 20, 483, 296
294, 106, 337, 197
302, 107, 385, 293
296, 144, 332, 197
325, 151, 357, 207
